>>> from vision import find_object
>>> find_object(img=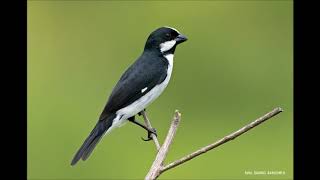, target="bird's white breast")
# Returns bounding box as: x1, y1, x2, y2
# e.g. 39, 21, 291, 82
111, 54, 174, 129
